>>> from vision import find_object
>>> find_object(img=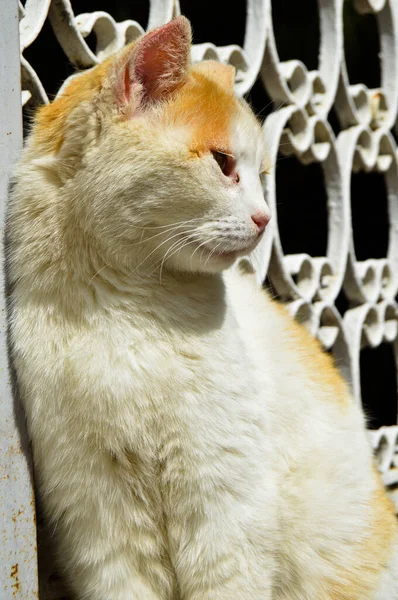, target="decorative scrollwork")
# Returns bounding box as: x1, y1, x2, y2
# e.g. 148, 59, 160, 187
370, 425, 398, 510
